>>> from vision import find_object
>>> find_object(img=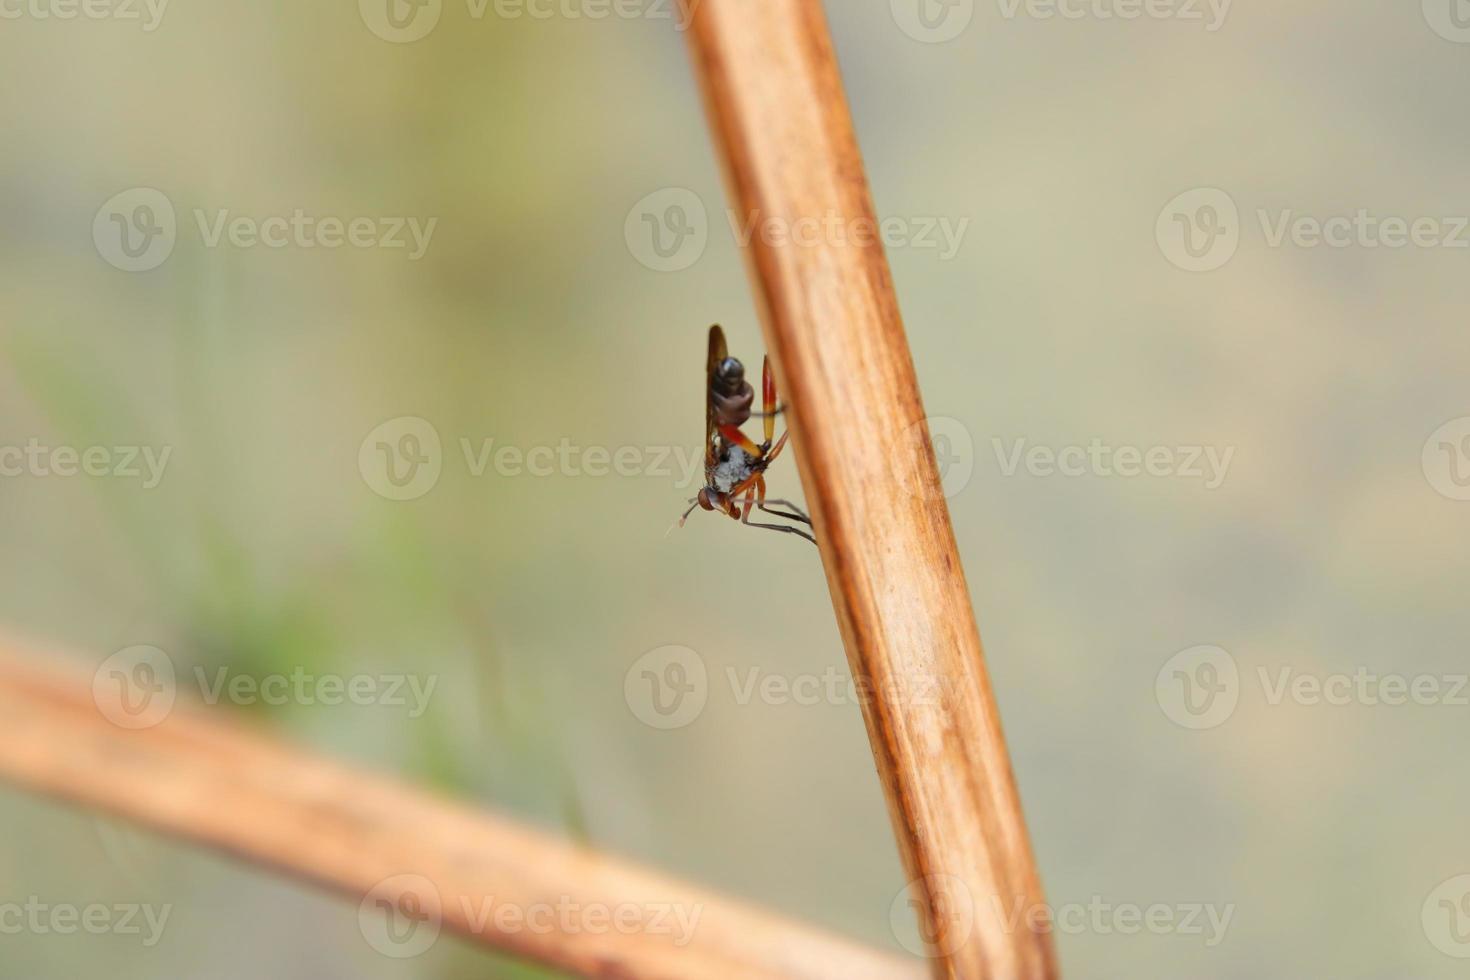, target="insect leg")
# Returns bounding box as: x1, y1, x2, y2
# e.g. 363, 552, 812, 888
742, 476, 816, 544
740, 513, 817, 544
759, 498, 810, 521
718, 424, 766, 461
761, 431, 790, 465
755, 476, 813, 526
